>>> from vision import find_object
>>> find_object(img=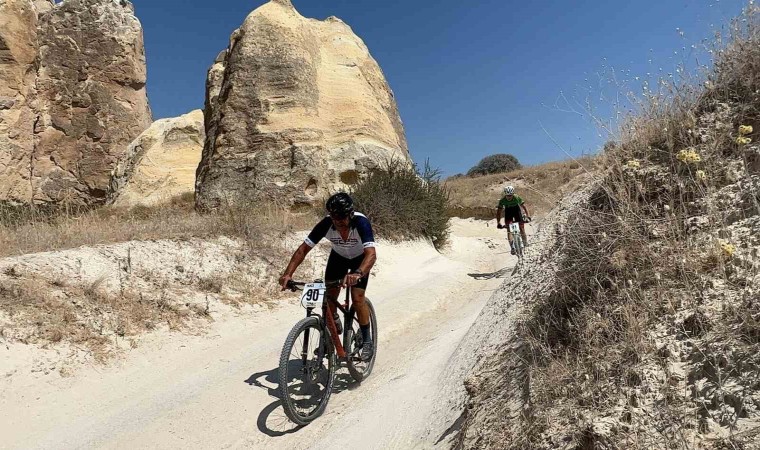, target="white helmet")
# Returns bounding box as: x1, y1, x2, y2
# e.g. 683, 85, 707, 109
503, 185, 515, 195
